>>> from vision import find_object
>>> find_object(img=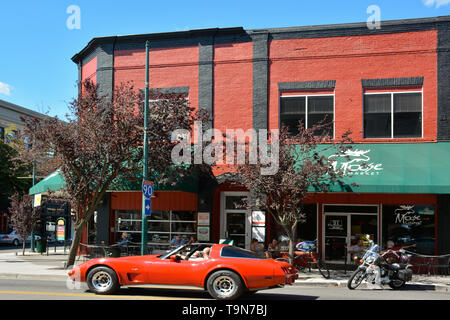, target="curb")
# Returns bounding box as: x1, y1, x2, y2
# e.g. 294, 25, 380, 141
292, 279, 450, 292
0, 272, 448, 293
0, 273, 69, 281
